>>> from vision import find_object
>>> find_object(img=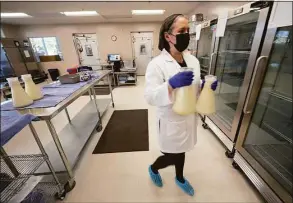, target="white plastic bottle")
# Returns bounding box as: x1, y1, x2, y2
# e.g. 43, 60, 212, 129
21, 74, 43, 100
196, 75, 217, 115
172, 68, 198, 116
7, 77, 33, 108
